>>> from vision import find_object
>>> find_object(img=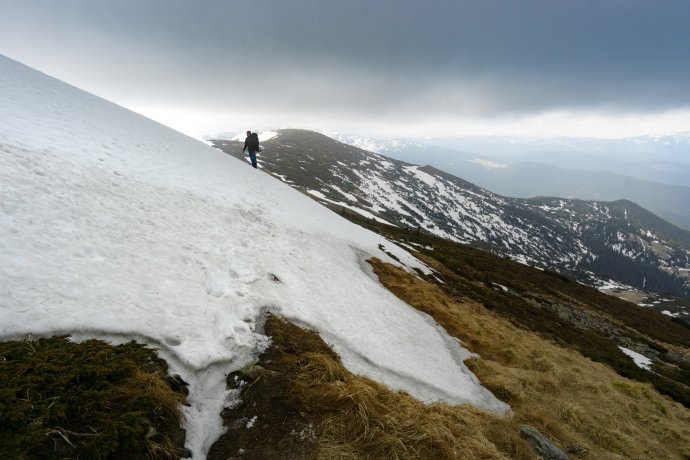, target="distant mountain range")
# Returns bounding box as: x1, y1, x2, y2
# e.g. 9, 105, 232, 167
210, 129, 690, 298
327, 133, 690, 230
354, 132, 690, 185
